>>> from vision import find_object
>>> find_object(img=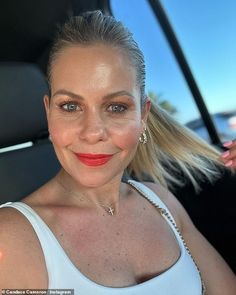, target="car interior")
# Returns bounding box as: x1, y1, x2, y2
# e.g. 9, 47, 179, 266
0, 0, 235, 272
